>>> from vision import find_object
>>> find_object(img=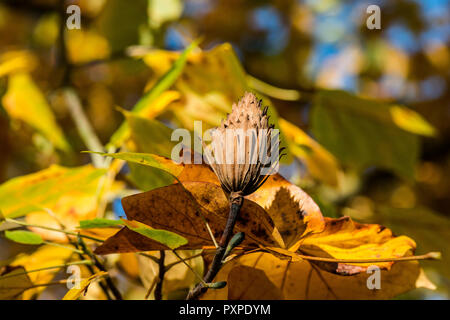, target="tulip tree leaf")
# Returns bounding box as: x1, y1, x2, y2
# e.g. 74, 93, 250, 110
310, 90, 436, 179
